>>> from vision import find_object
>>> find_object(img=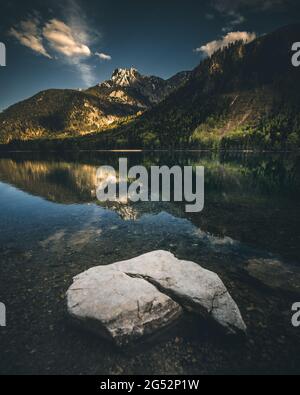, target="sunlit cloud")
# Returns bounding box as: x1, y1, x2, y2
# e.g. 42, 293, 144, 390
7, 0, 108, 87
43, 19, 91, 57
9, 18, 51, 58
195, 31, 256, 57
